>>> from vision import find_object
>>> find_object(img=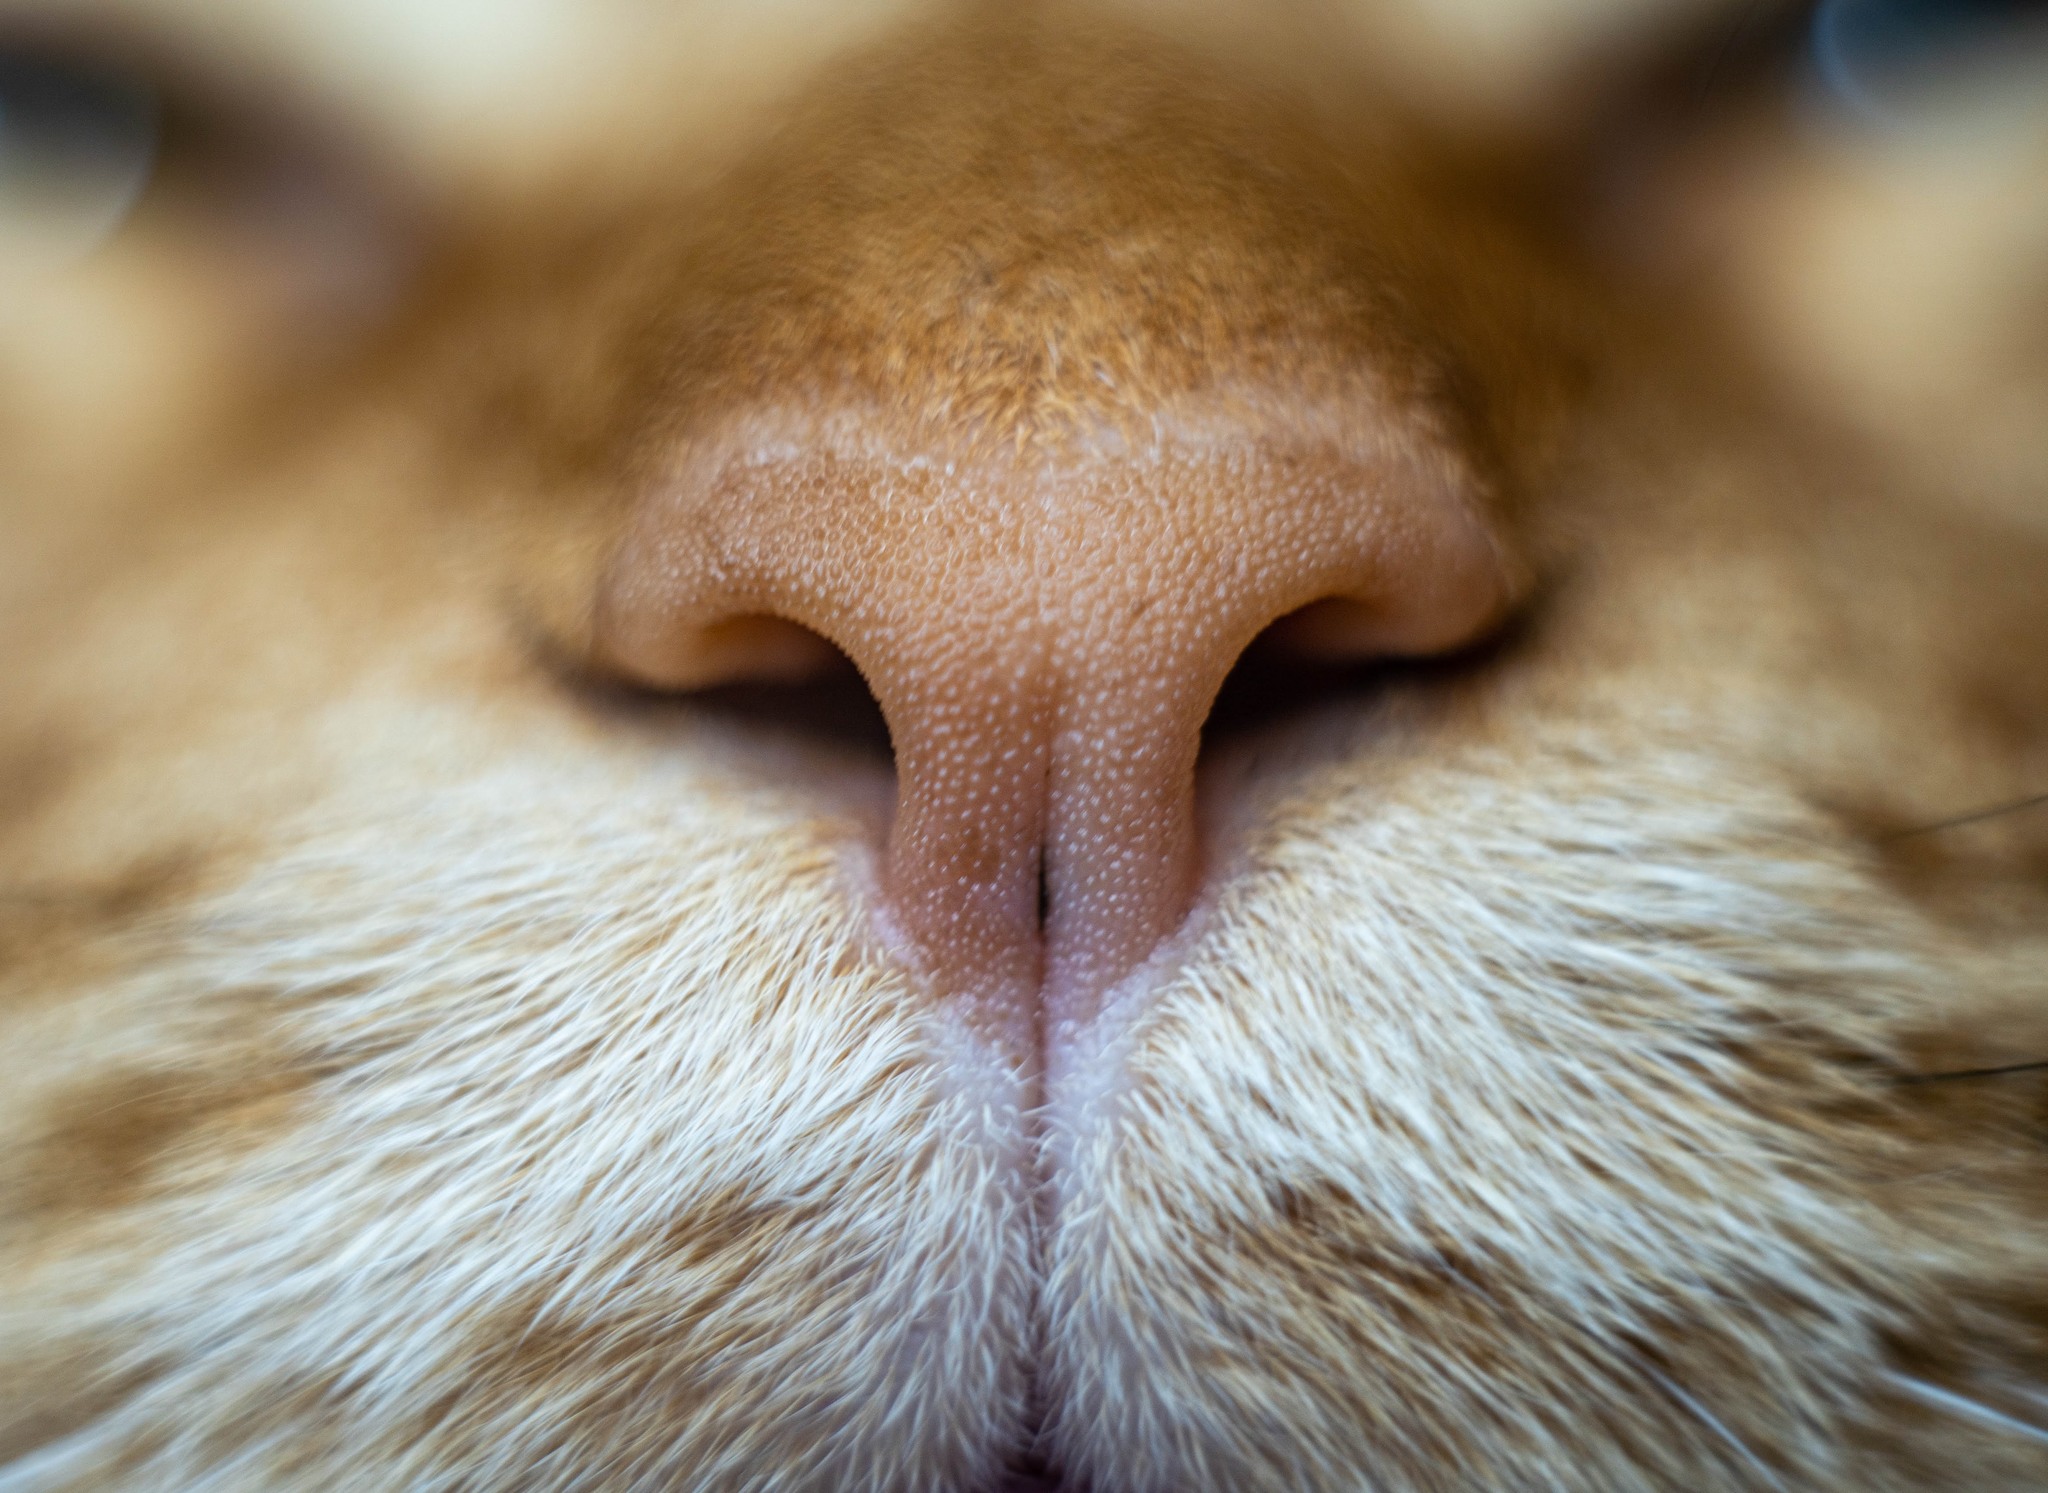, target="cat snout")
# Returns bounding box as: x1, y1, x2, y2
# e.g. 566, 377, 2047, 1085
593, 407, 1514, 1033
